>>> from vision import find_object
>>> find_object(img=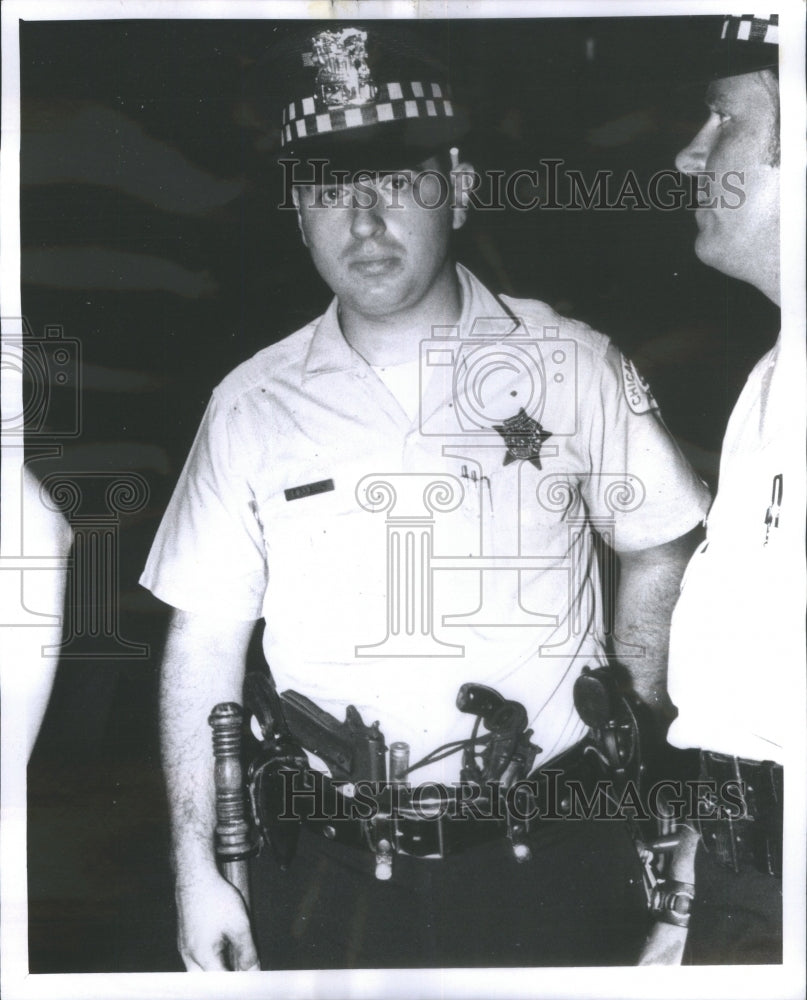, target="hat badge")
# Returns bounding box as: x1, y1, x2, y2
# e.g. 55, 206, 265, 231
303, 28, 377, 110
